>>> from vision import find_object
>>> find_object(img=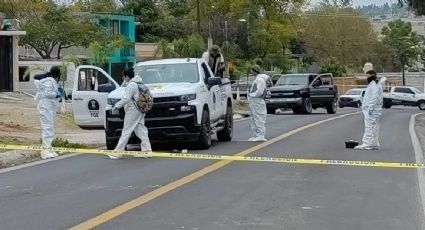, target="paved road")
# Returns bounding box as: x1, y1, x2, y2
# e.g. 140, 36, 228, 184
0, 108, 423, 230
